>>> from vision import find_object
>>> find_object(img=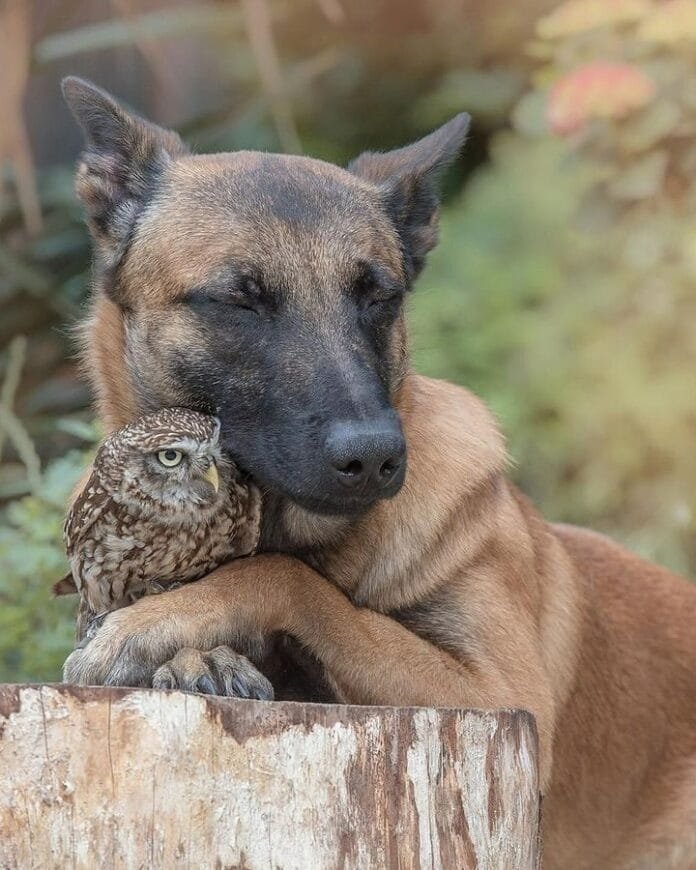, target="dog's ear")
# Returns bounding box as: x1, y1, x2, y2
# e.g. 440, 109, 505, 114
348, 113, 470, 277
62, 77, 188, 266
